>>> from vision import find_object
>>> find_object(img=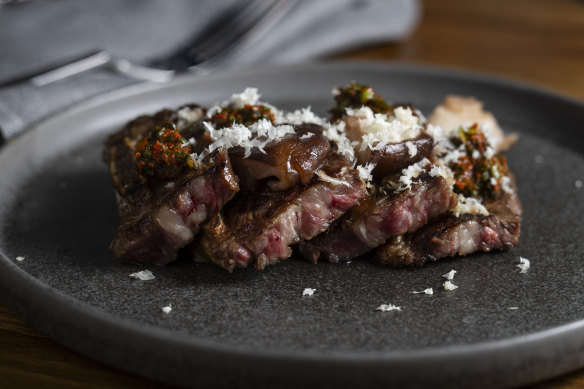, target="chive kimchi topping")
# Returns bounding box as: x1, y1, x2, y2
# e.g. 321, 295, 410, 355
449, 123, 508, 199
209, 104, 275, 128
330, 82, 393, 121
135, 122, 193, 179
